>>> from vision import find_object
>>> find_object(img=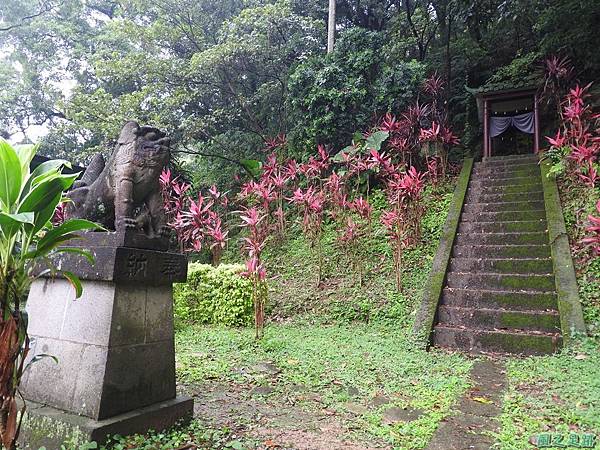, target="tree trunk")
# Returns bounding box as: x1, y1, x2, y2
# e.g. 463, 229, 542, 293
327, 0, 336, 53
